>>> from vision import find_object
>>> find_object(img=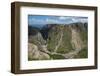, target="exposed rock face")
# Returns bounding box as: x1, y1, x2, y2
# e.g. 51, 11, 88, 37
71, 28, 83, 50
28, 43, 50, 60
28, 22, 88, 60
